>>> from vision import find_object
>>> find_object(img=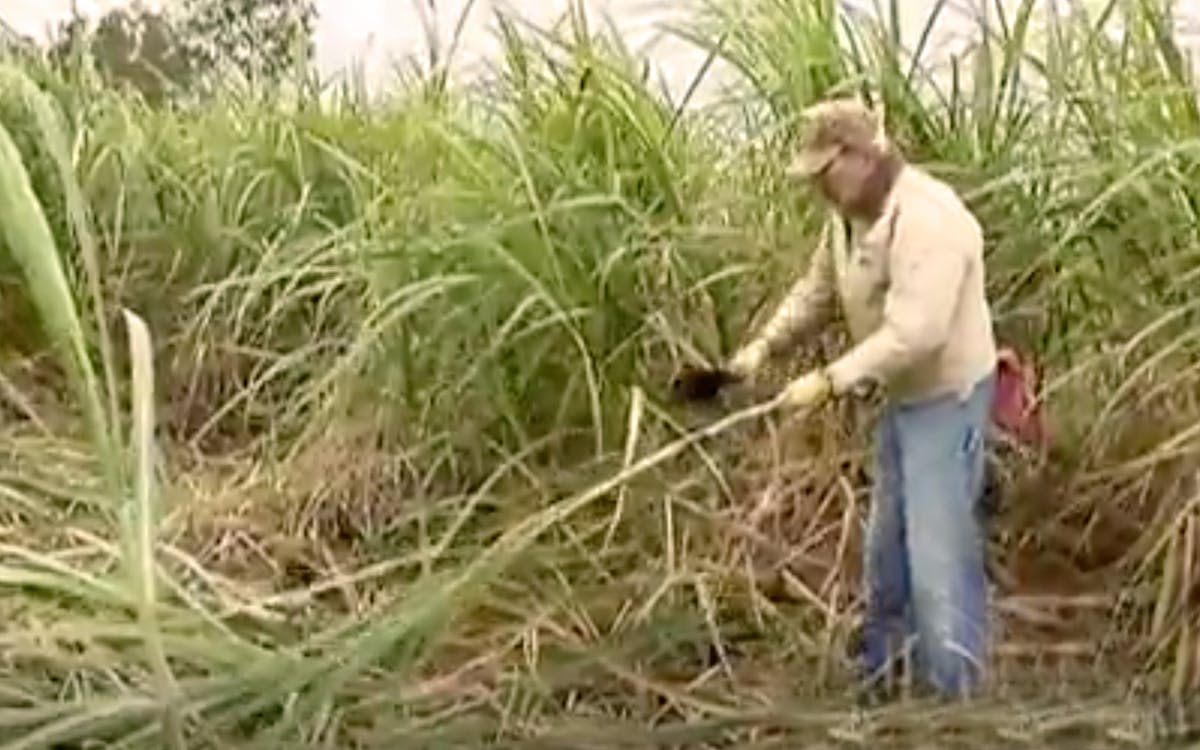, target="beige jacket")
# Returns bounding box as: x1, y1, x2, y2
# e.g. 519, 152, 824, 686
750, 164, 997, 404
